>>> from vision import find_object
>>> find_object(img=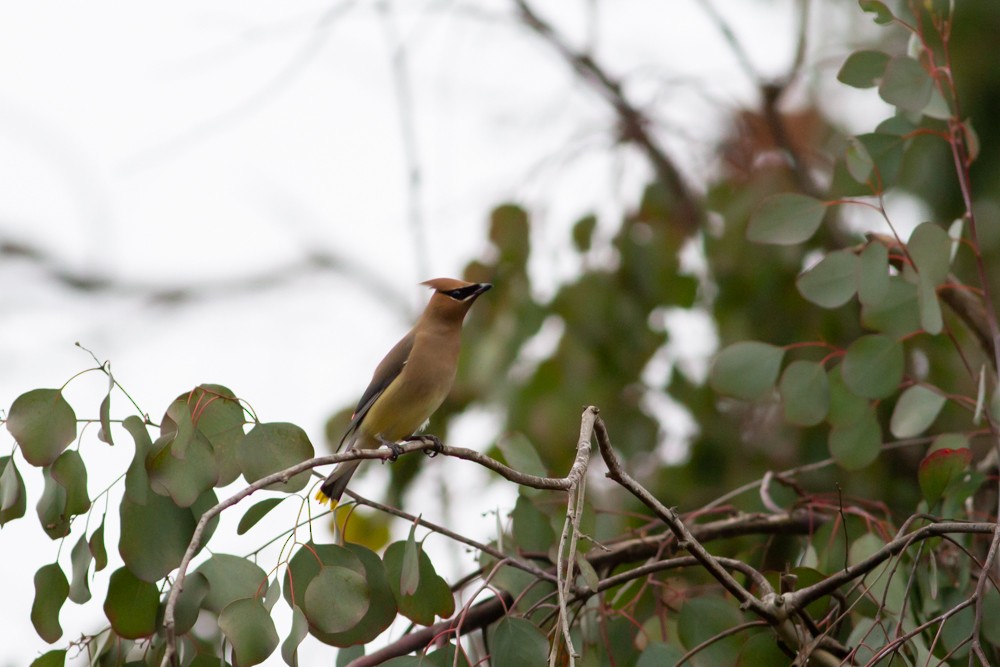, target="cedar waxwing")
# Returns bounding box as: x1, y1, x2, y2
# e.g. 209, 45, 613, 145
315, 278, 492, 505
